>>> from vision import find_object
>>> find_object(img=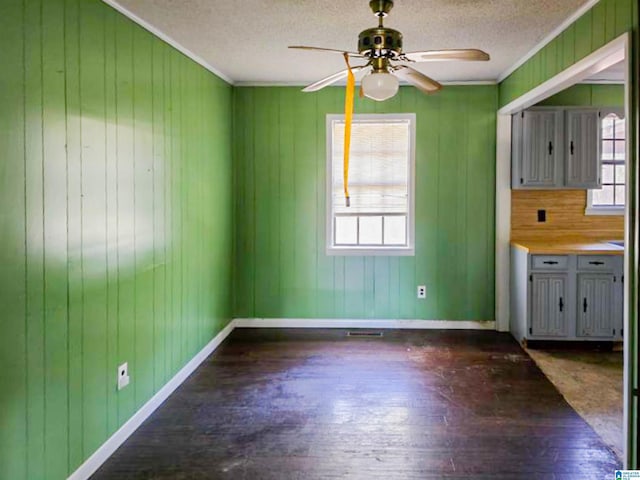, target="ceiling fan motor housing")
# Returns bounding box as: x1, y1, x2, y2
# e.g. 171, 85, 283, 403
369, 0, 394, 16
358, 28, 403, 59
